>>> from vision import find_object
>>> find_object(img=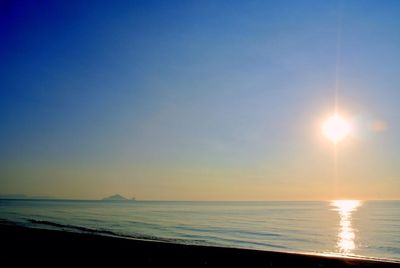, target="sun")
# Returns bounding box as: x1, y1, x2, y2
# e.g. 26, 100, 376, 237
322, 114, 352, 144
